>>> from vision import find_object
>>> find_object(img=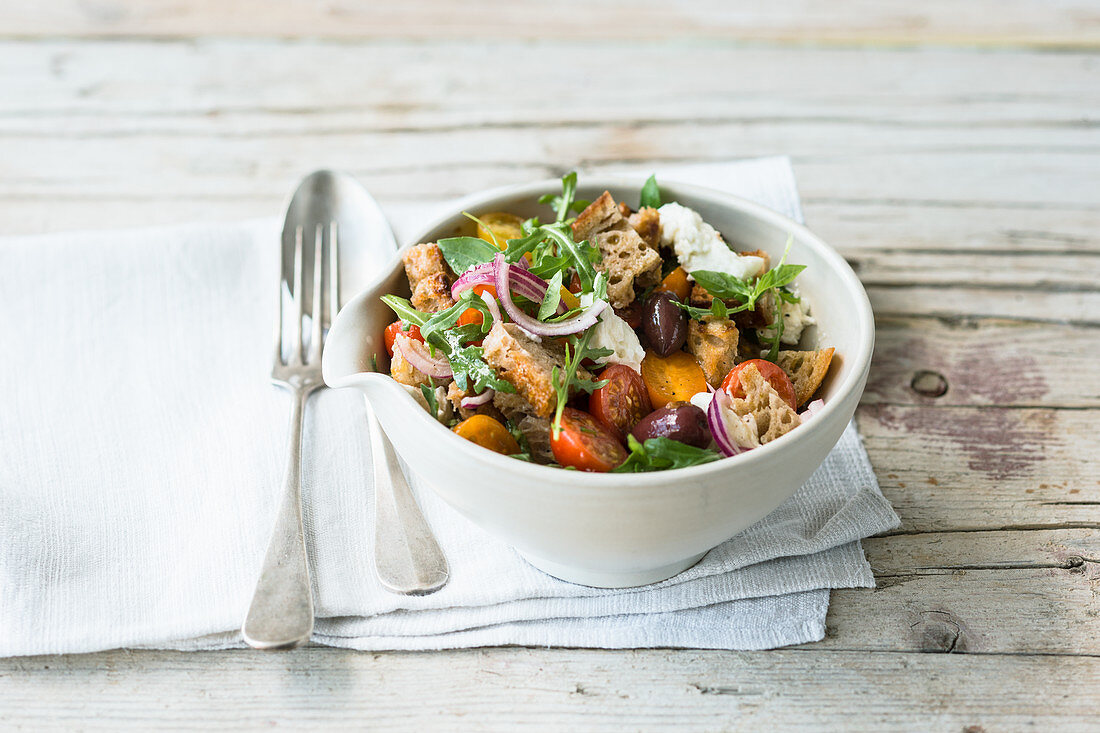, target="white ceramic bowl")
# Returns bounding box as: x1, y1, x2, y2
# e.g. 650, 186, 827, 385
322, 177, 874, 587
